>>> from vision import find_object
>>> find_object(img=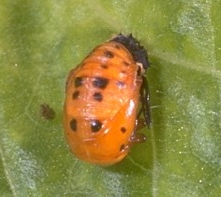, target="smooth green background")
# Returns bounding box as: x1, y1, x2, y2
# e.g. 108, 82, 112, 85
1, 0, 221, 196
